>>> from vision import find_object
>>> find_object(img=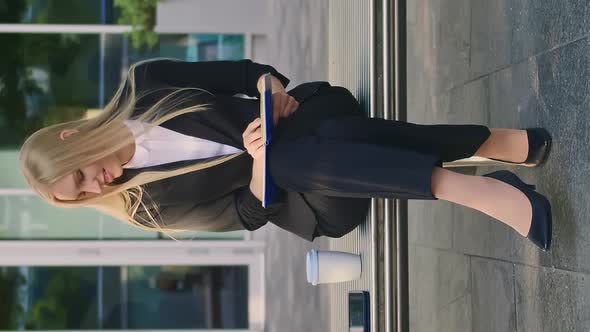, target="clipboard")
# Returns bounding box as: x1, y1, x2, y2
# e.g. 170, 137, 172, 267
260, 73, 279, 207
